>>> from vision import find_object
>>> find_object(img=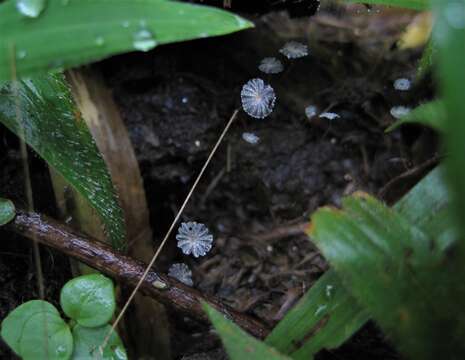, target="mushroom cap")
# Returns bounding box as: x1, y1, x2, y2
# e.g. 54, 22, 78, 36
240, 78, 276, 119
